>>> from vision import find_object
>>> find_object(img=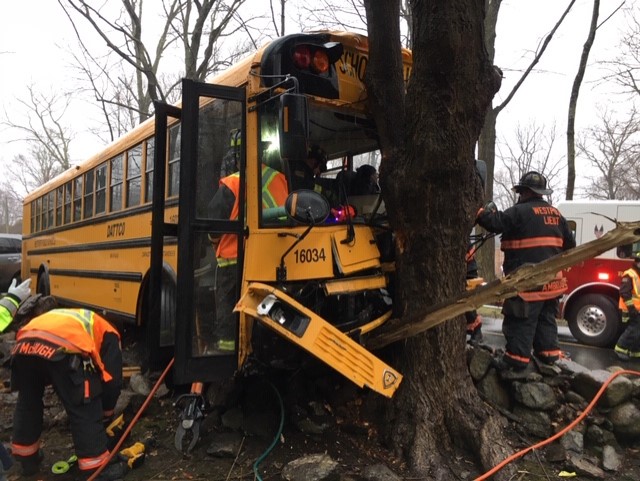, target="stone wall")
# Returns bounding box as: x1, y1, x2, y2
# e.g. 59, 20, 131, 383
468, 345, 640, 478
